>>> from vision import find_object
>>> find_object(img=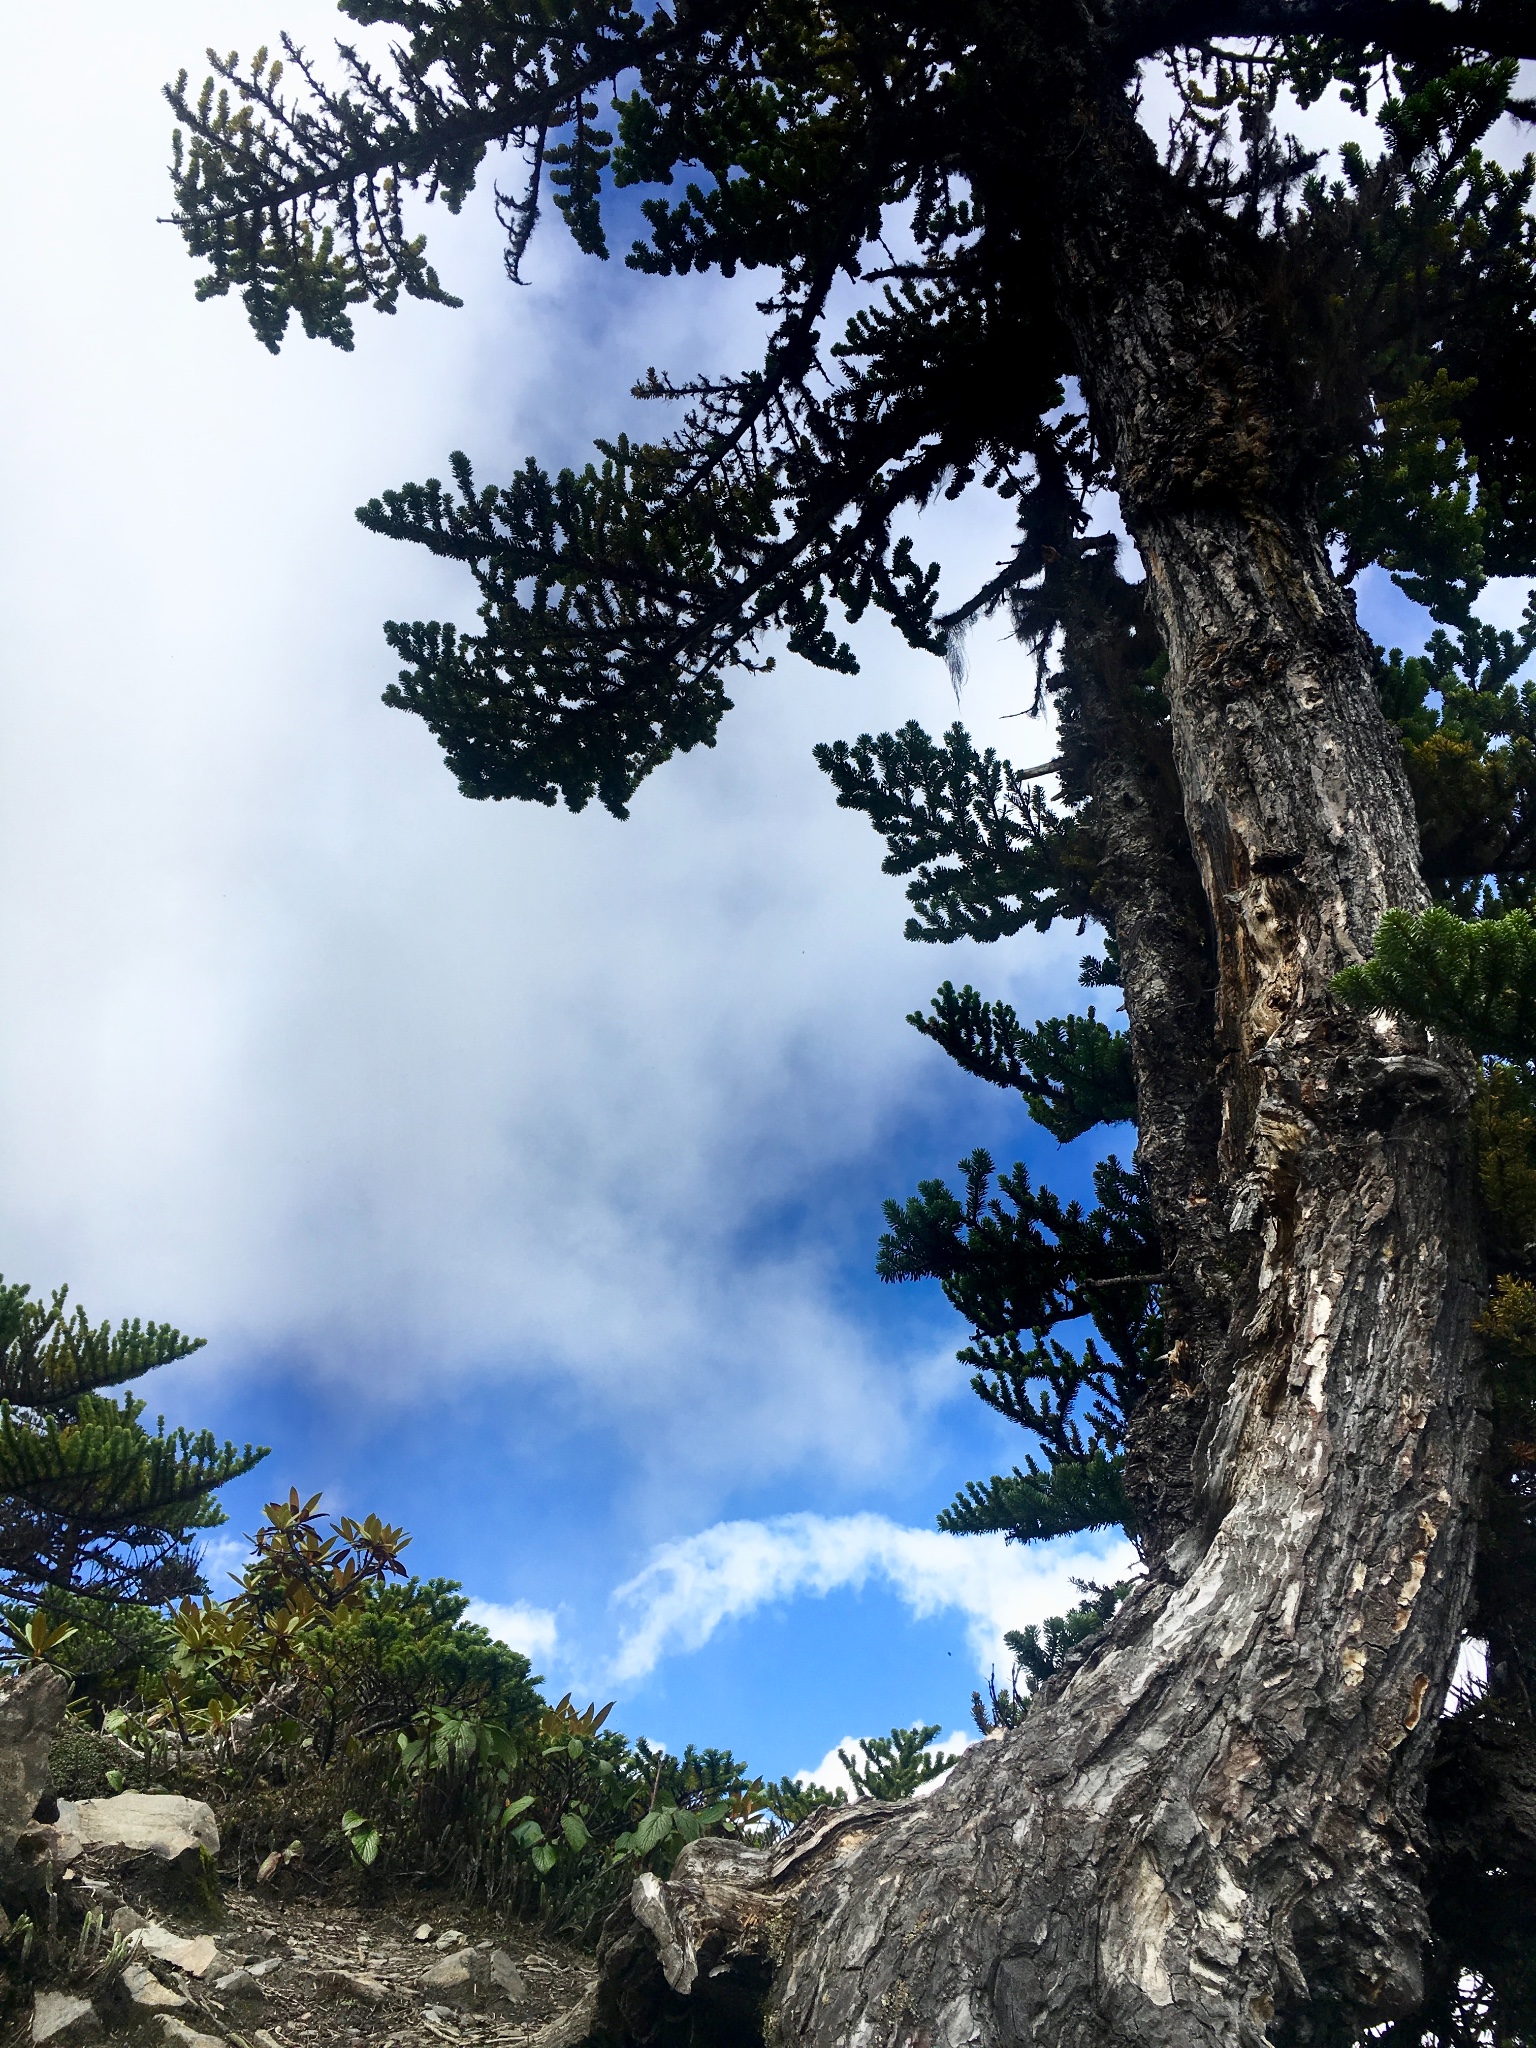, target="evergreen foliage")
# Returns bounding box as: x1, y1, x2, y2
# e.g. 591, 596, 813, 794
908, 984, 1135, 1143
1335, 903, 1536, 1061
837, 1724, 955, 1801
878, 1148, 1158, 1546
971, 1581, 1130, 1734
814, 724, 1094, 945
0, 1279, 266, 1609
